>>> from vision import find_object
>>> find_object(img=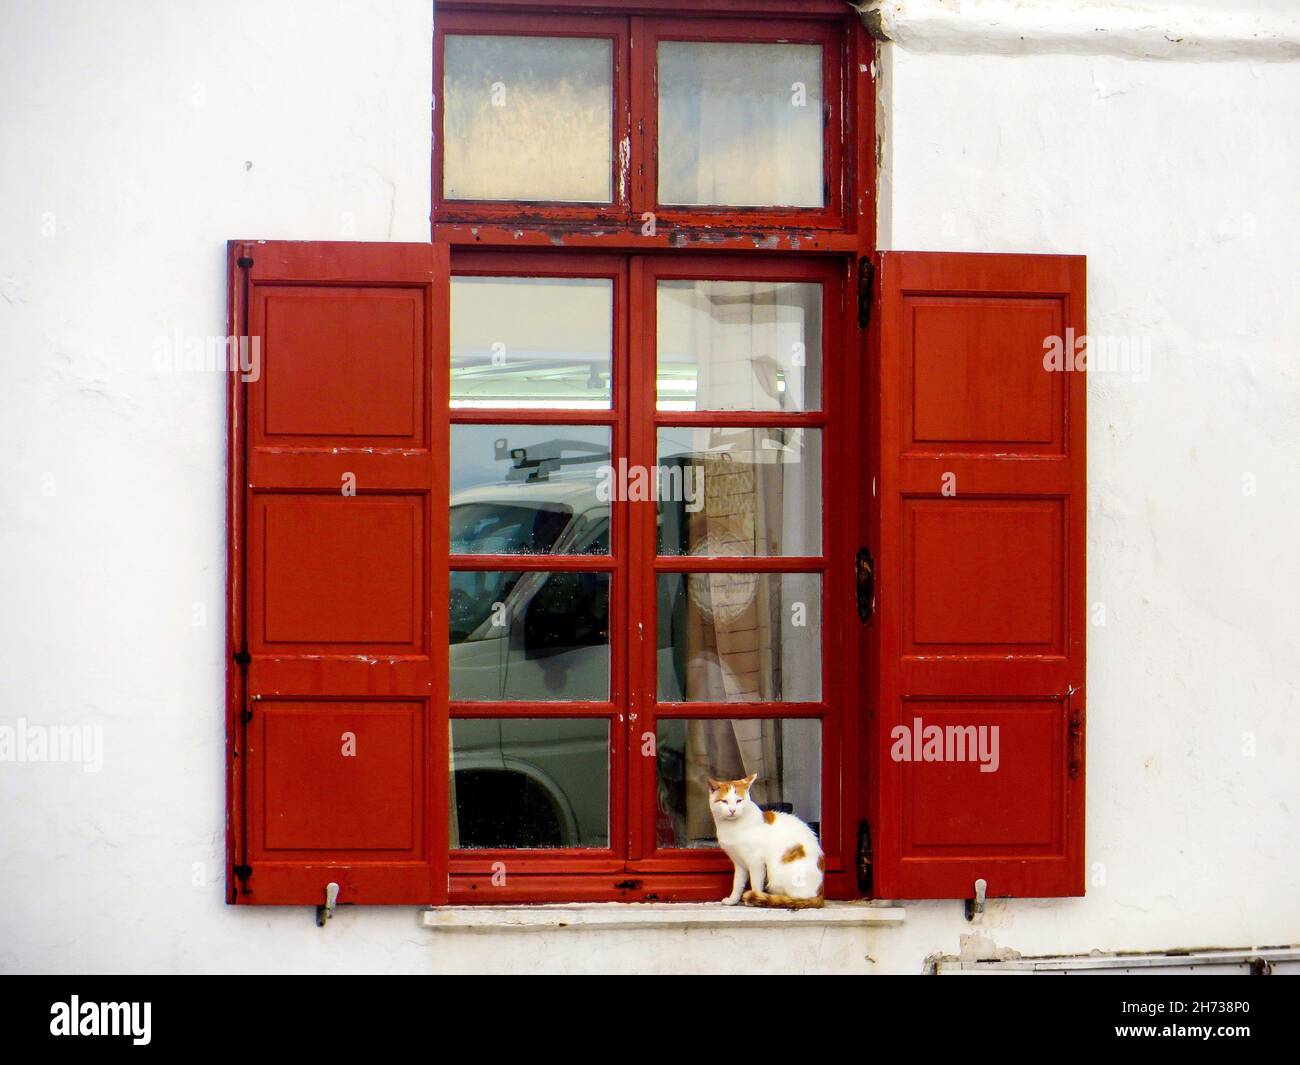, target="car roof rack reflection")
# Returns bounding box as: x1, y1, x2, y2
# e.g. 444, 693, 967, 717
495, 437, 612, 483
